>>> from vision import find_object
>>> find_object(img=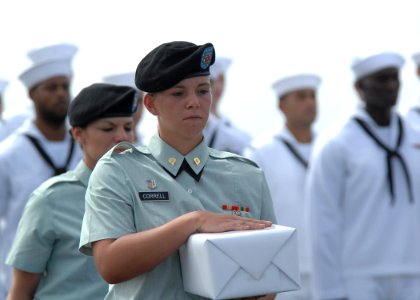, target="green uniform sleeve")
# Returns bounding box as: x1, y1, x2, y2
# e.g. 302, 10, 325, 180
6, 188, 55, 273
80, 155, 137, 255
